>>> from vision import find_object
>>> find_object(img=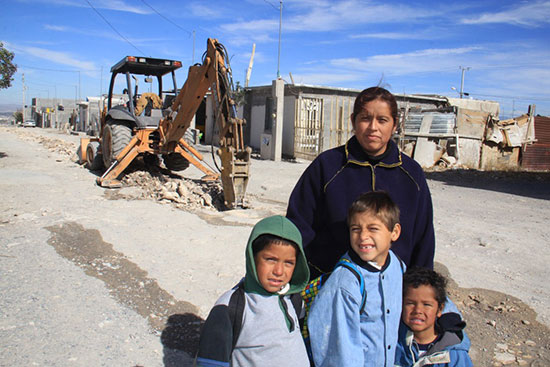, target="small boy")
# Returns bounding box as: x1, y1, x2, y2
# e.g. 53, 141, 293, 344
395, 267, 473, 367
195, 215, 310, 367
307, 191, 404, 367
